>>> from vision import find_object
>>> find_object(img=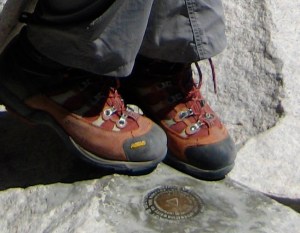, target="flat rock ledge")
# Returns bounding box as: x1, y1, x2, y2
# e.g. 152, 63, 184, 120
0, 1, 299, 232
225, 0, 300, 200
1, 165, 300, 233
